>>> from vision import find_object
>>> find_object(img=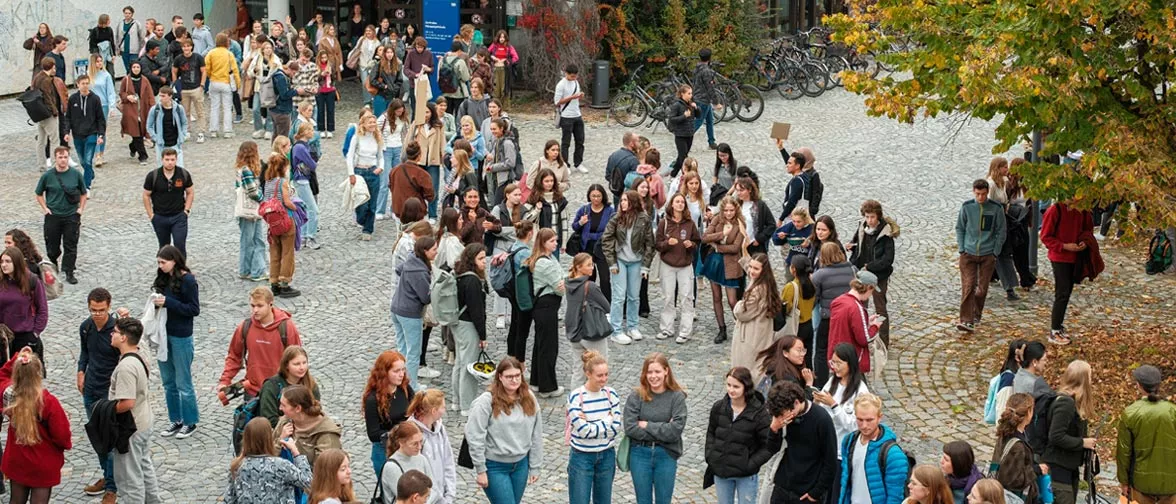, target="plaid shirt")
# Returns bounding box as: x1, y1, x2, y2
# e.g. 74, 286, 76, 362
292, 62, 319, 108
